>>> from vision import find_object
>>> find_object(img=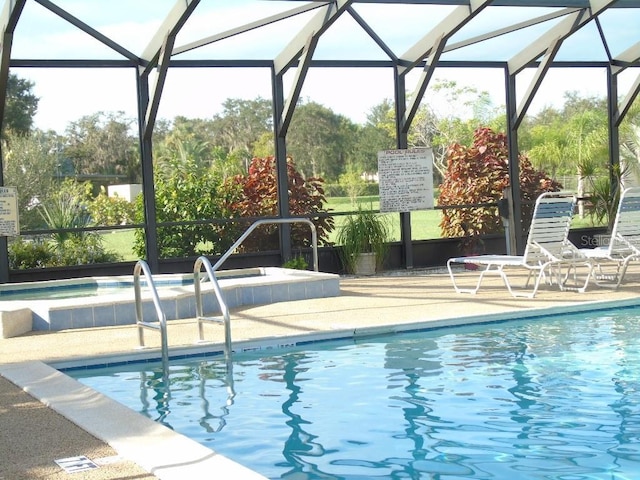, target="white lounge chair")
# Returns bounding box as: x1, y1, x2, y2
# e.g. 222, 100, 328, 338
582, 186, 640, 289
447, 192, 592, 298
